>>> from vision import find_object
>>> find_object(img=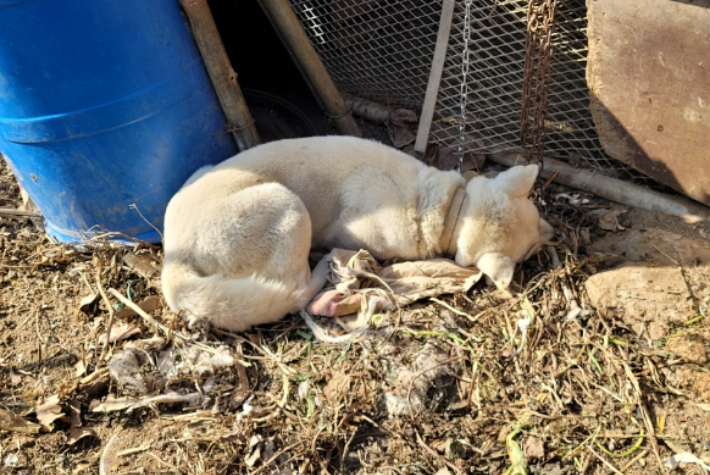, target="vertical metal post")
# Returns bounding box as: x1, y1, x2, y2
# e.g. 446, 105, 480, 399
415, 0, 456, 155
